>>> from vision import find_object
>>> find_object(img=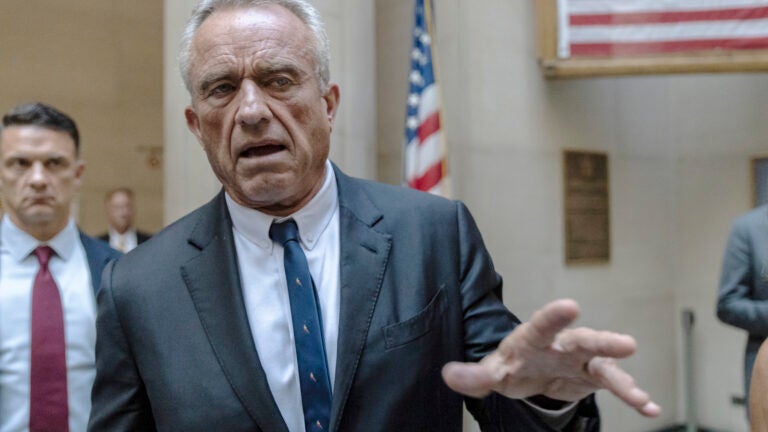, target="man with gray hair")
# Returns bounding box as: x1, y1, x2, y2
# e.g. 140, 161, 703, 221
89, 1, 660, 431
